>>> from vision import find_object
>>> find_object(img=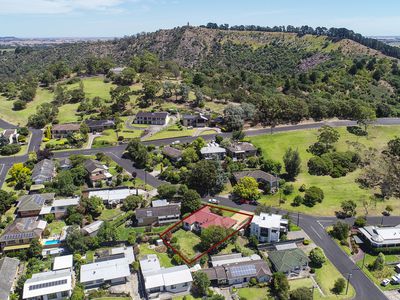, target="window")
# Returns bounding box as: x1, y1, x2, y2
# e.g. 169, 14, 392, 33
61, 291, 69, 298
170, 285, 176, 289
183, 282, 188, 287
48, 293, 58, 299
